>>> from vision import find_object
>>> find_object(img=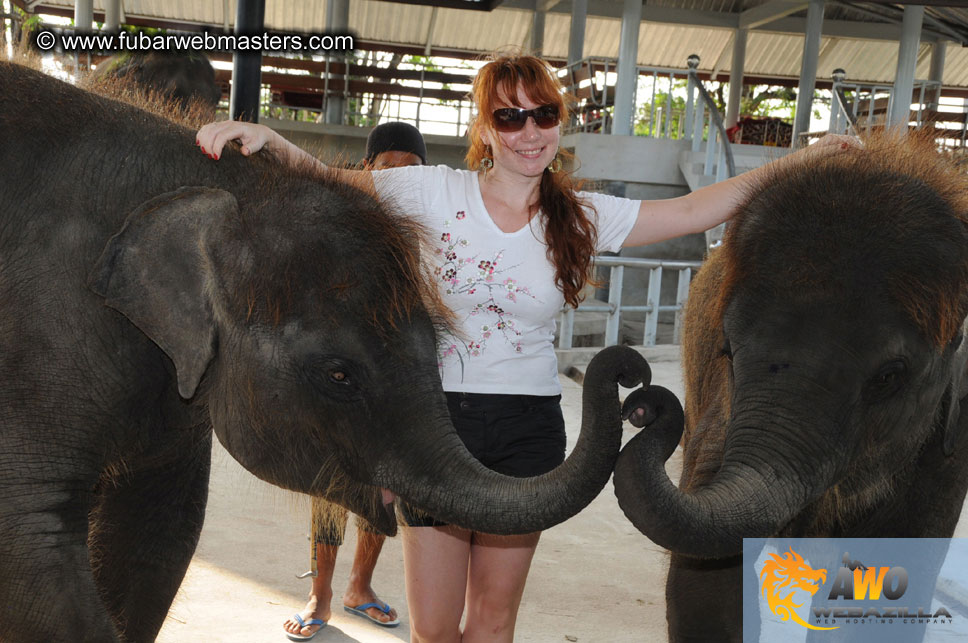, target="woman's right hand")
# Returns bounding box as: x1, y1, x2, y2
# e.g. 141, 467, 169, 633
196, 121, 275, 160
